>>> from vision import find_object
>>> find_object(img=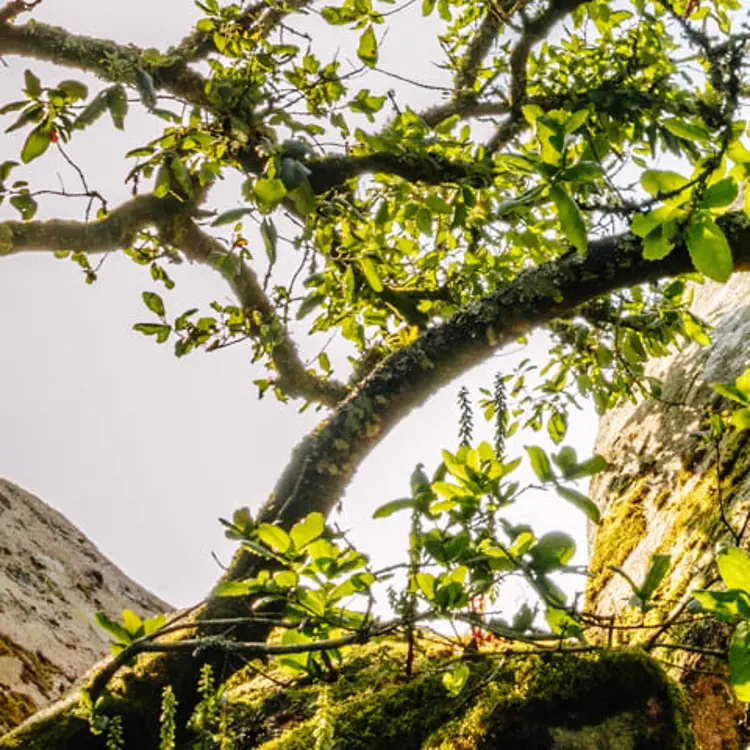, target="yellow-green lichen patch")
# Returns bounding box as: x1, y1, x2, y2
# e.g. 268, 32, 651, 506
223, 639, 693, 749
587, 479, 649, 608
0, 687, 37, 735
0, 635, 63, 734
653, 431, 750, 577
